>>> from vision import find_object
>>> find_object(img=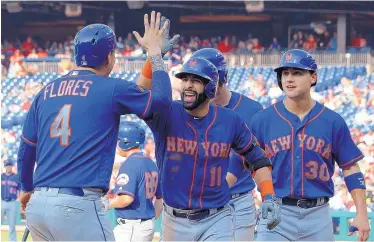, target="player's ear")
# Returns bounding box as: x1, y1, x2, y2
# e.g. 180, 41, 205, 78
106, 51, 115, 65
310, 71, 317, 86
